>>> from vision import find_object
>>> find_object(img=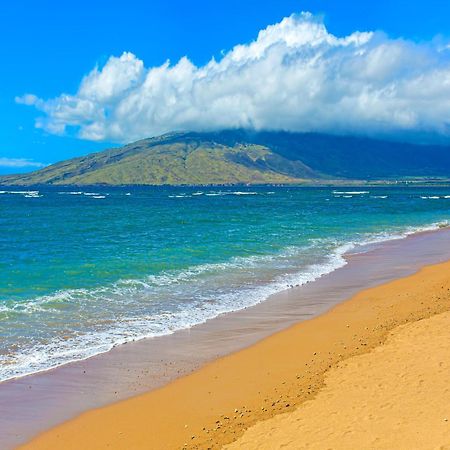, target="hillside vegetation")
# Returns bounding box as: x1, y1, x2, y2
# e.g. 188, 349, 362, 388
2, 131, 450, 185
